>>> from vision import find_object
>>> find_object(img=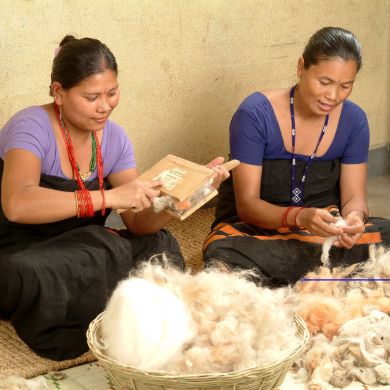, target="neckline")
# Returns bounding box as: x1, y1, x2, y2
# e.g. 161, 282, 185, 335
257, 91, 345, 159
38, 105, 107, 180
